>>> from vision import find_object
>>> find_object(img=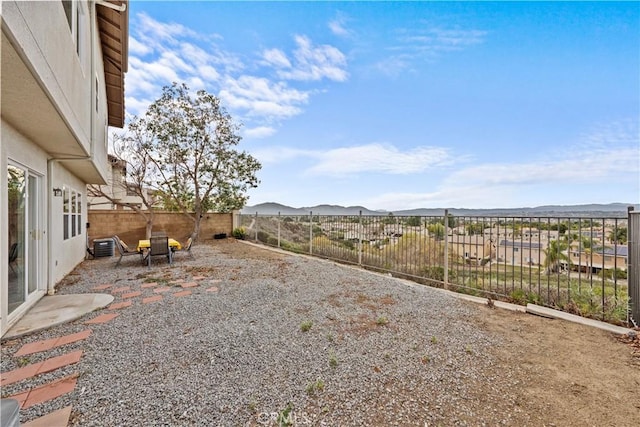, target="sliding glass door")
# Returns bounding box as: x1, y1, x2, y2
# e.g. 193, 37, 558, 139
7, 164, 42, 315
